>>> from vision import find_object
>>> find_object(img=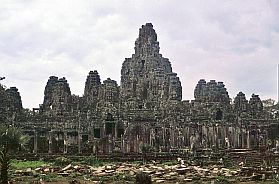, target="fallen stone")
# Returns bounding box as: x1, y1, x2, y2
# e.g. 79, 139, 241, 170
62, 164, 72, 171
105, 170, 115, 173
155, 179, 165, 183
176, 167, 188, 175
57, 172, 70, 176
